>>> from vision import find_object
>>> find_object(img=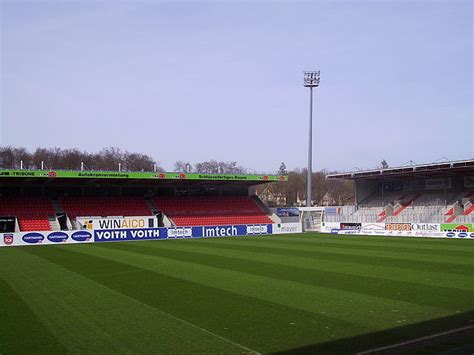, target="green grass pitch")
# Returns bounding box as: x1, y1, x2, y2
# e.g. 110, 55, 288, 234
0, 233, 473, 354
